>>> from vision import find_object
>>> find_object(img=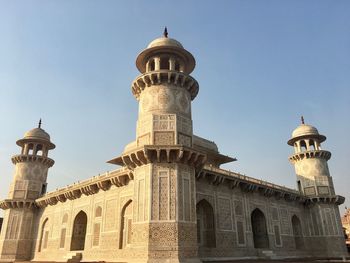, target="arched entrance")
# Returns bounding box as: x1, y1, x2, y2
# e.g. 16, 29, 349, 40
292, 215, 303, 249
38, 218, 49, 252
70, 211, 87, 251
196, 199, 216, 248
119, 200, 133, 249
251, 208, 269, 249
